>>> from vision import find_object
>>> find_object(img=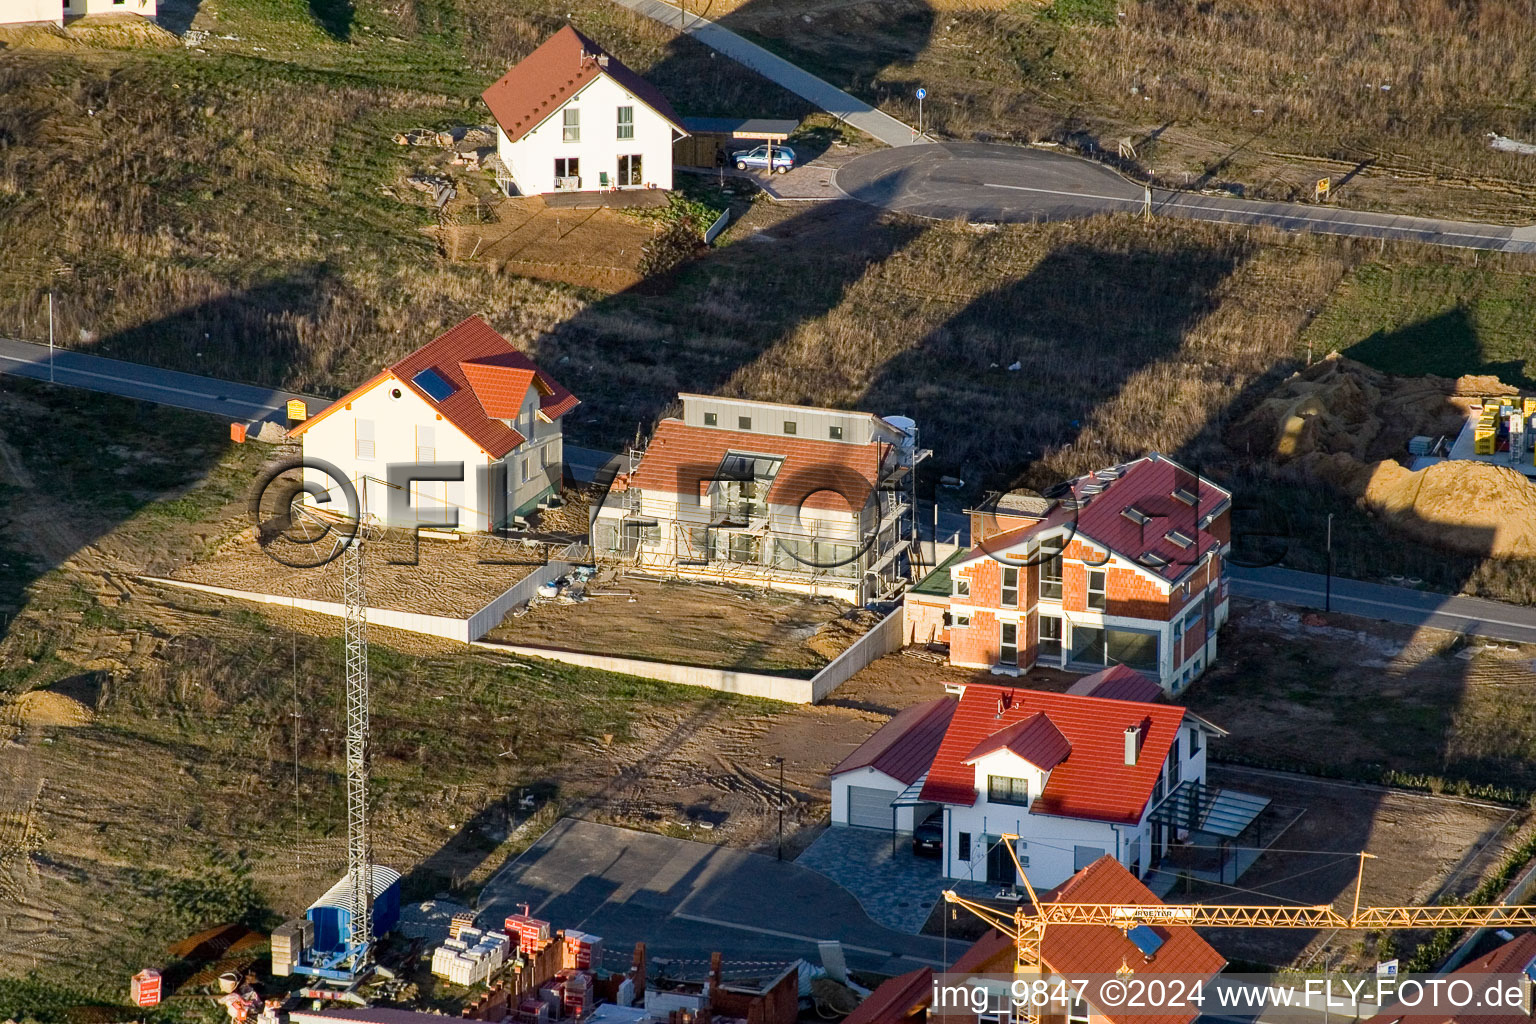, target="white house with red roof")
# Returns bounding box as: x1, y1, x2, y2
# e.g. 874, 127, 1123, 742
938, 857, 1226, 1024
920, 683, 1238, 890
288, 317, 579, 531
905, 454, 1232, 693
592, 394, 927, 604
482, 26, 687, 196
830, 697, 955, 831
